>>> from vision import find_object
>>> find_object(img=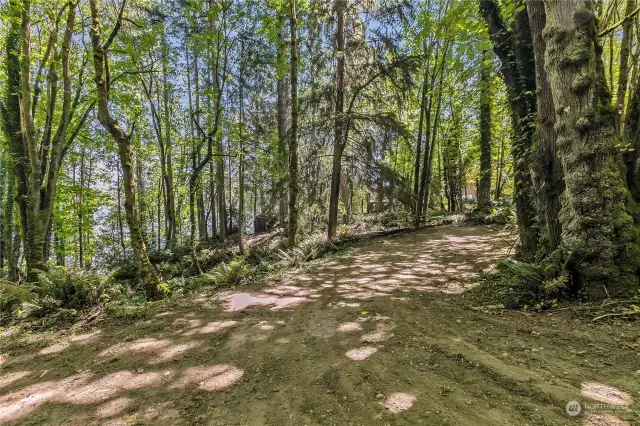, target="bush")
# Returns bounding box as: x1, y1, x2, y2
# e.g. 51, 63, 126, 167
467, 198, 515, 226
0, 268, 112, 323
112, 260, 138, 281
294, 232, 361, 262
379, 210, 413, 229
0, 282, 37, 322
210, 259, 252, 286
471, 259, 545, 308
244, 246, 279, 266
35, 267, 108, 310
196, 248, 234, 271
